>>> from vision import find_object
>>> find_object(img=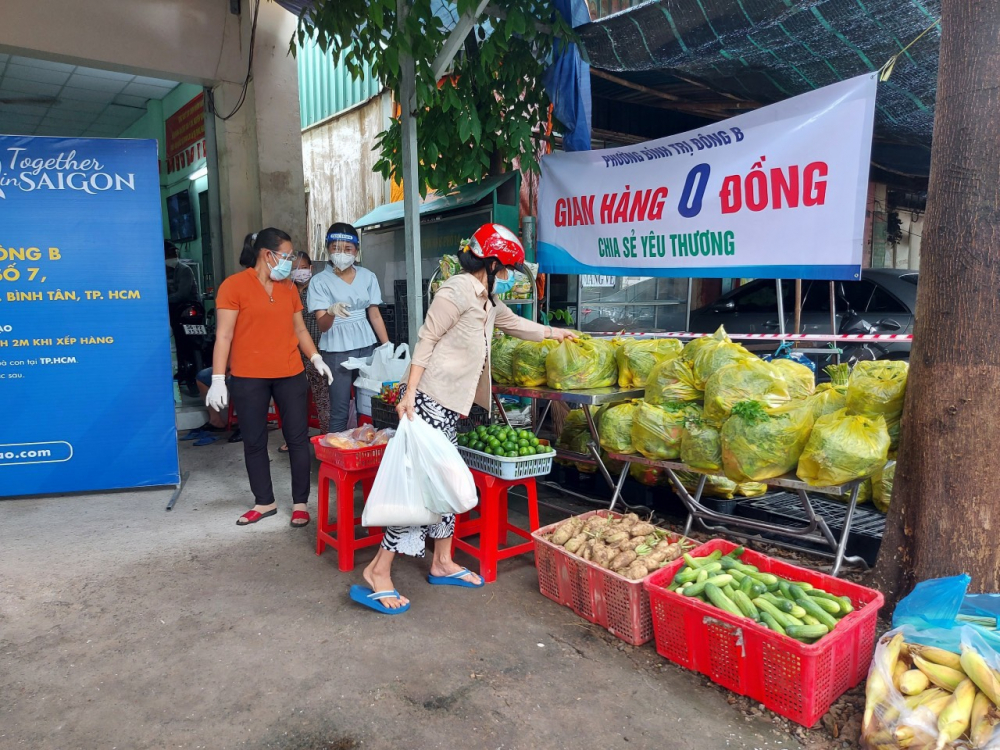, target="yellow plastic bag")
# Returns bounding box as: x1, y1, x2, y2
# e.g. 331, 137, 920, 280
769, 358, 816, 400
796, 408, 890, 487
511, 340, 559, 387
617, 338, 683, 388
737, 482, 768, 498
631, 400, 701, 461
545, 335, 618, 390
681, 419, 722, 471
703, 358, 791, 426
871, 460, 895, 512
674, 470, 739, 500
721, 400, 815, 482
645, 357, 702, 404
597, 402, 637, 454
490, 333, 520, 385
846, 360, 908, 449
630, 462, 668, 487
682, 326, 754, 389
